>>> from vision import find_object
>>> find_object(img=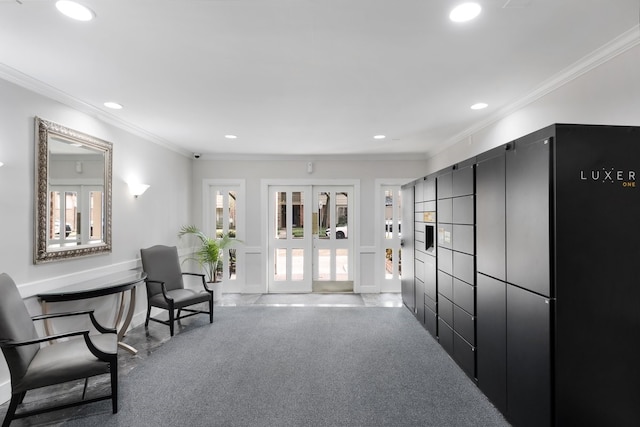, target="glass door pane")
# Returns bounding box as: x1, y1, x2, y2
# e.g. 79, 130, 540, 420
89, 190, 103, 241
64, 191, 78, 243
275, 191, 287, 240
268, 186, 312, 292
317, 192, 330, 239
274, 248, 287, 281
292, 191, 304, 239
209, 186, 242, 283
